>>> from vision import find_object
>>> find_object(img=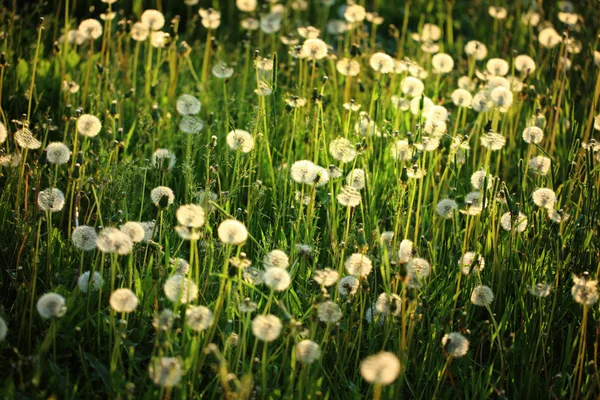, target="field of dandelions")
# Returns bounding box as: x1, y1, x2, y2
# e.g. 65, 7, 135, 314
1, 0, 600, 398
